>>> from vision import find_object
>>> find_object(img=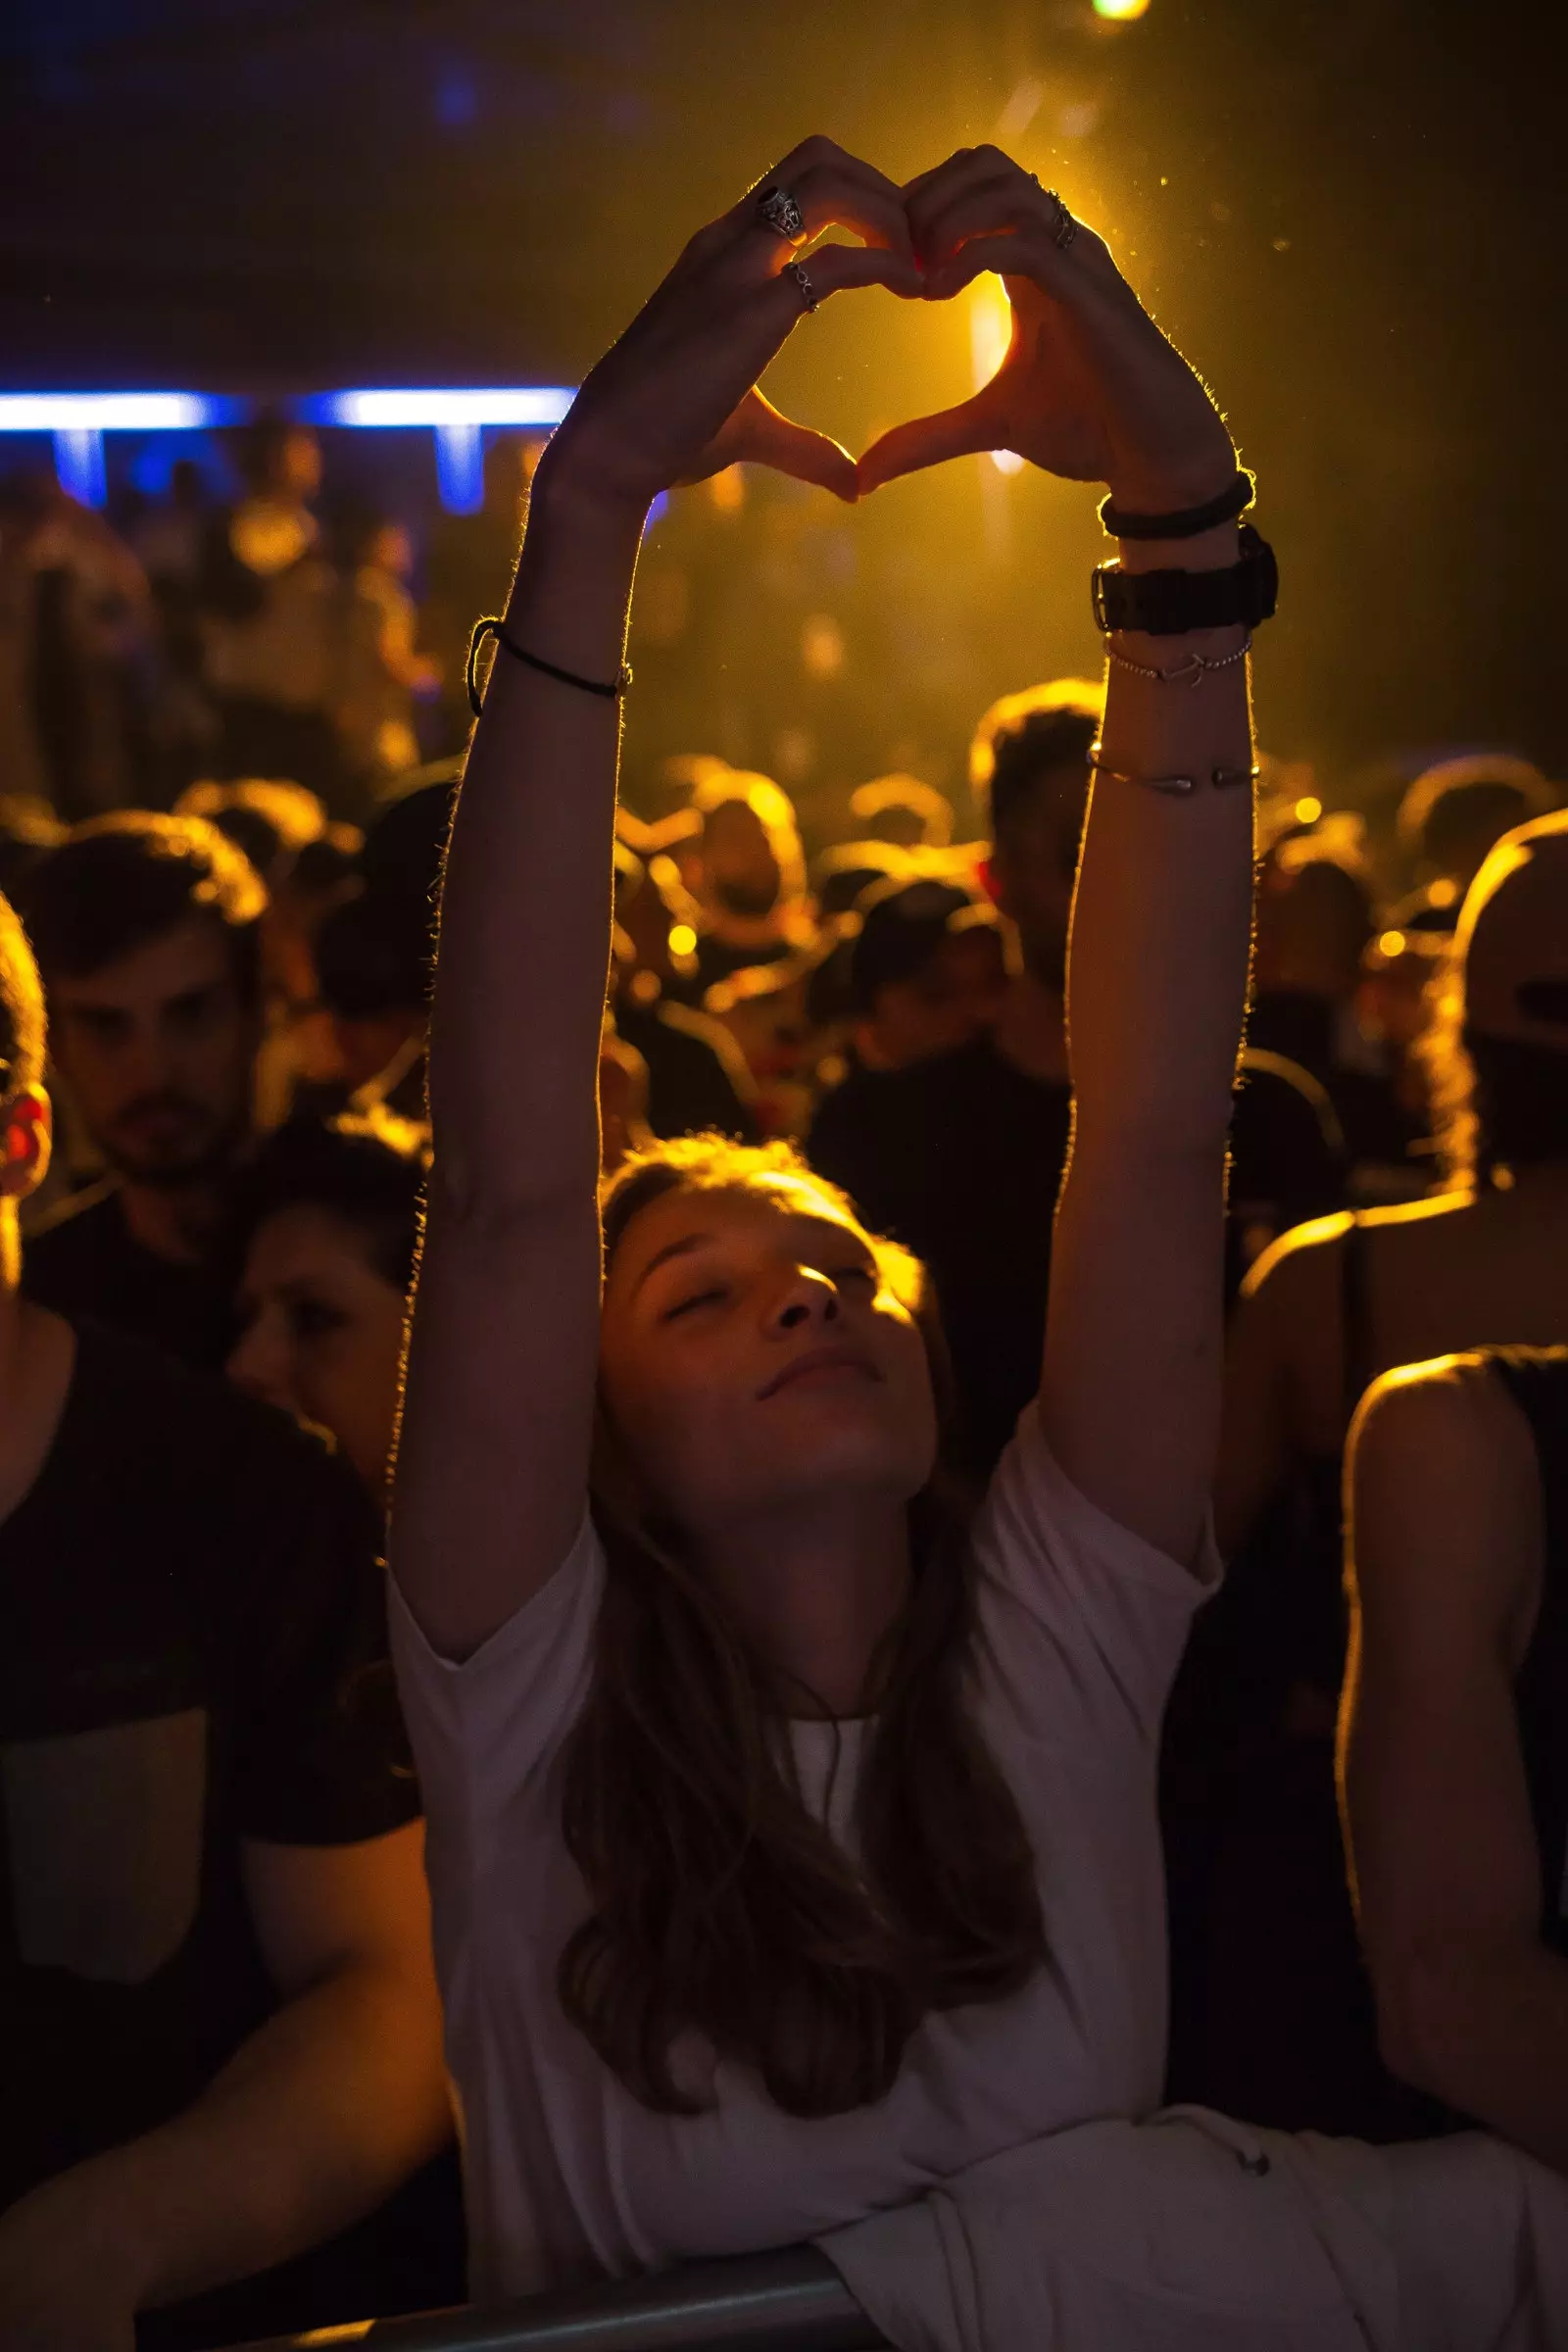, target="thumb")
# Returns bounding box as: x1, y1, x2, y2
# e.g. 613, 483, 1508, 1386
737, 392, 858, 502
857, 387, 1004, 496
